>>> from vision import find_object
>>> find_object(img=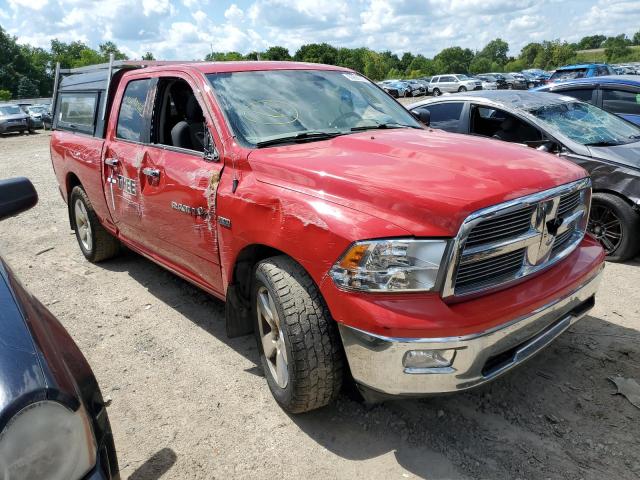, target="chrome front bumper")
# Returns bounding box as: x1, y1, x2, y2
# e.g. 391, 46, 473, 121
339, 268, 603, 396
